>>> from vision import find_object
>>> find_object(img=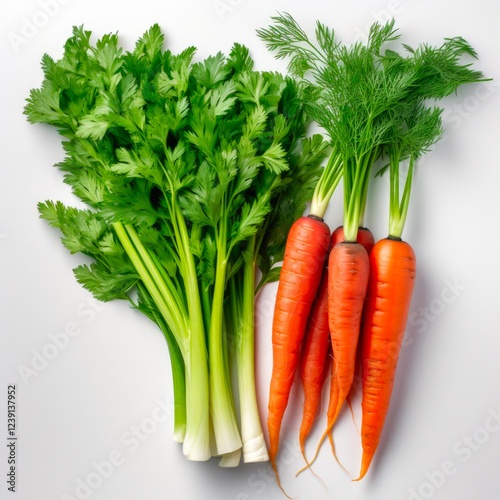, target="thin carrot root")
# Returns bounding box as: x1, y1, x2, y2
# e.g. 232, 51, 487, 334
295, 433, 324, 477
327, 427, 349, 475
270, 458, 297, 499
297, 355, 340, 476
303, 394, 349, 477
296, 442, 326, 486
326, 361, 340, 459
298, 431, 323, 482
345, 394, 359, 434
